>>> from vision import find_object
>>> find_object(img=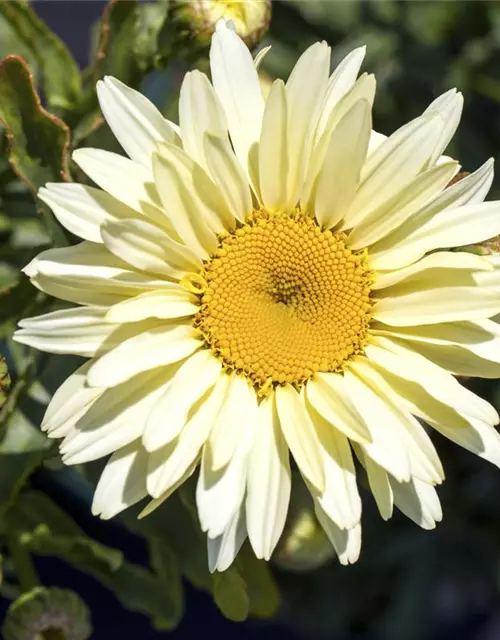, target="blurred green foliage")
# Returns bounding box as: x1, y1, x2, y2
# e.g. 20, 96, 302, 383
0, 1, 500, 639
